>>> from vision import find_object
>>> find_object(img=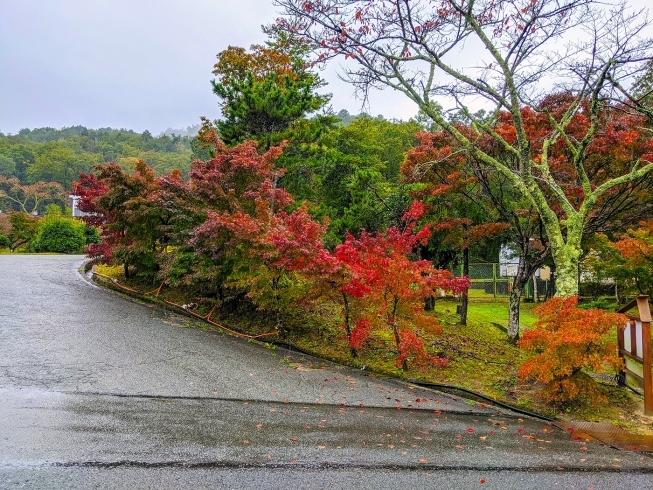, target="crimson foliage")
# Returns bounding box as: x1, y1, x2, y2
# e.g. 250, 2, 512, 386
76, 134, 469, 368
